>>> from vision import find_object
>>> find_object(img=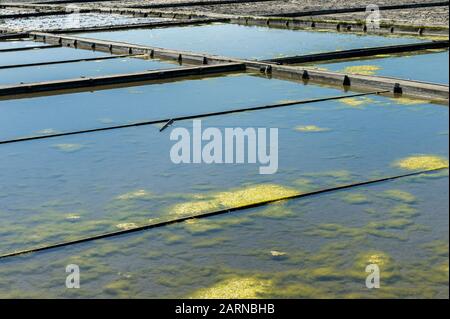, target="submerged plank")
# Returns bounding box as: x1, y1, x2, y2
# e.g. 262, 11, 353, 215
0, 63, 245, 97
264, 41, 450, 65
